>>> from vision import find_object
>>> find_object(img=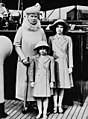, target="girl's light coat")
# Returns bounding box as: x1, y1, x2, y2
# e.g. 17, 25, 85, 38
49, 35, 74, 88
29, 55, 55, 97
